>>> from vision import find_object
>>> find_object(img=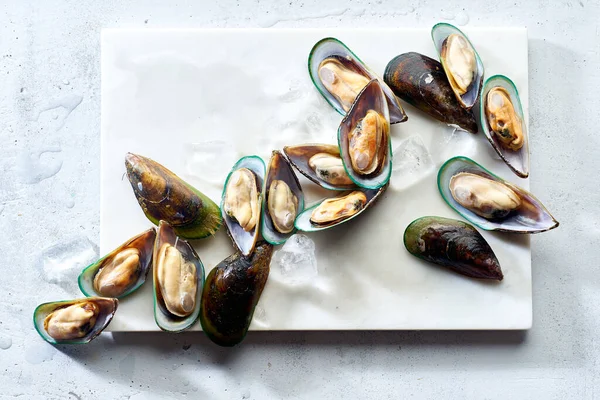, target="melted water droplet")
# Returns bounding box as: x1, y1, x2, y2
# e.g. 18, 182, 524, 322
0, 335, 12, 350
36, 94, 83, 120
17, 146, 63, 184
455, 11, 470, 26
63, 80, 70, 85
